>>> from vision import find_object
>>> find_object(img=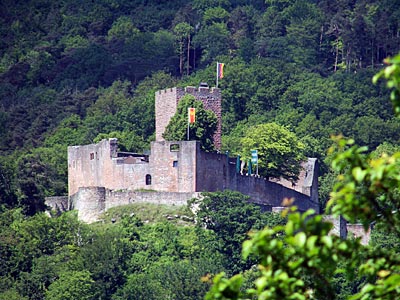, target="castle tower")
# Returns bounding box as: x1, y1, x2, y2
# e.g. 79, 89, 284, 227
155, 84, 222, 150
